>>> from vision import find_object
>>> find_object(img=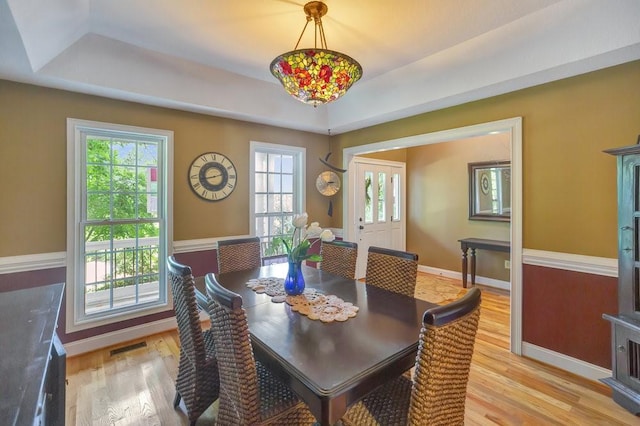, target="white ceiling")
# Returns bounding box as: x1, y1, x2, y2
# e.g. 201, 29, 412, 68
1, 0, 639, 134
